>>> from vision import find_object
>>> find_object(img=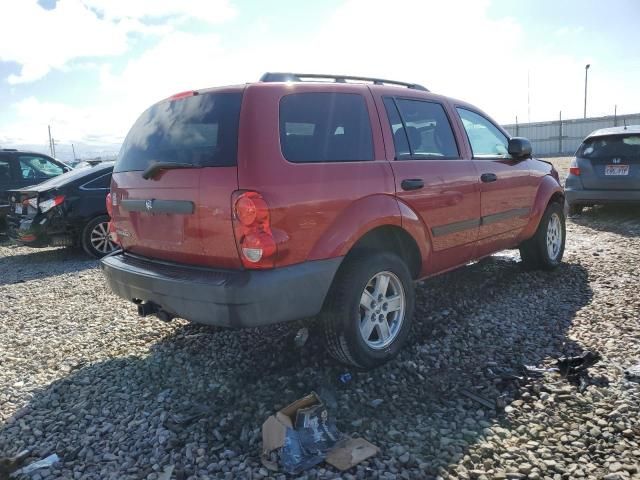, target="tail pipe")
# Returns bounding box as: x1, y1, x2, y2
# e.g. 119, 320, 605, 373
136, 301, 174, 322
